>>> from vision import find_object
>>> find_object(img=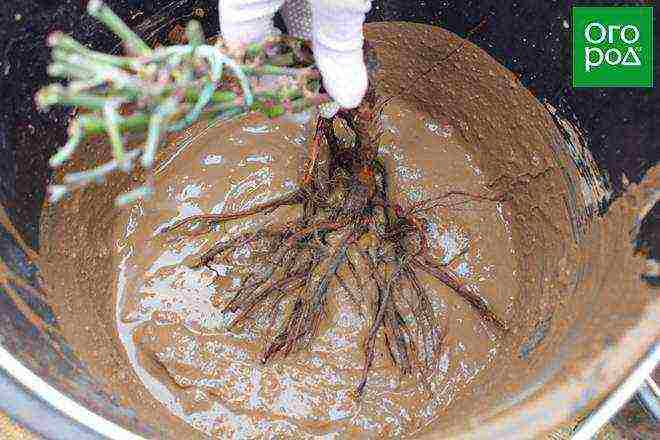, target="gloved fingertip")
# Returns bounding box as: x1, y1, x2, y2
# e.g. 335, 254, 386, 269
334, 85, 367, 109
324, 65, 368, 109
218, 1, 284, 46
